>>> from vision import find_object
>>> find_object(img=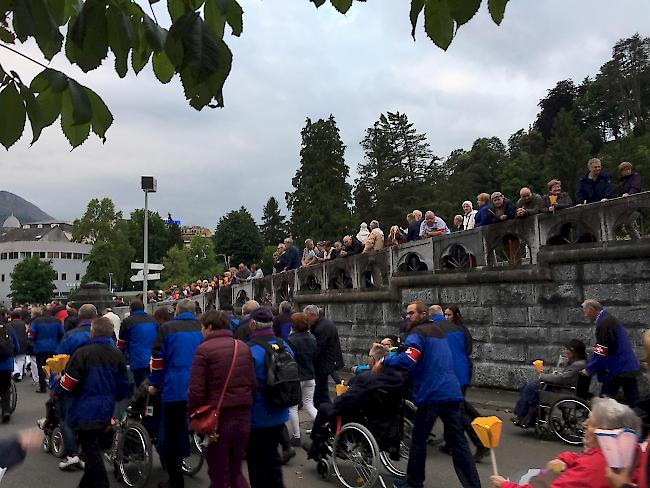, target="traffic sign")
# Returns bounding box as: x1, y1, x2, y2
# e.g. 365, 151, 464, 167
130, 272, 161, 283
130, 263, 165, 271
